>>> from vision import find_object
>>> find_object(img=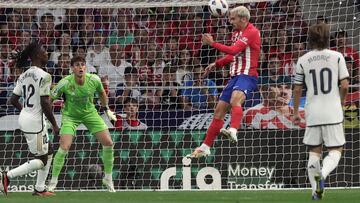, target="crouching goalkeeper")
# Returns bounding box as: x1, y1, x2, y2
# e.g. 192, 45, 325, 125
48, 56, 117, 192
